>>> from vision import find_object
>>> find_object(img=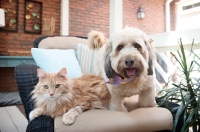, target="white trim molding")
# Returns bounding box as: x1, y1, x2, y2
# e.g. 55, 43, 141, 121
149, 28, 200, 52
109, 0, 123, 36
165, 0, 173, 32
0, 8, 5, 27
176, 0, 200, 30
60, 0, 69, 35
